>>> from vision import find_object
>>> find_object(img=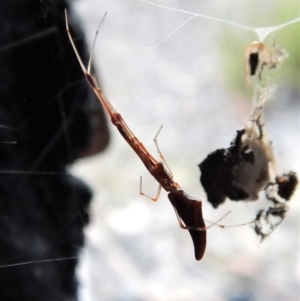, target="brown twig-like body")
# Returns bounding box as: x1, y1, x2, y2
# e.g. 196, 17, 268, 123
65, 11, 206, 260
